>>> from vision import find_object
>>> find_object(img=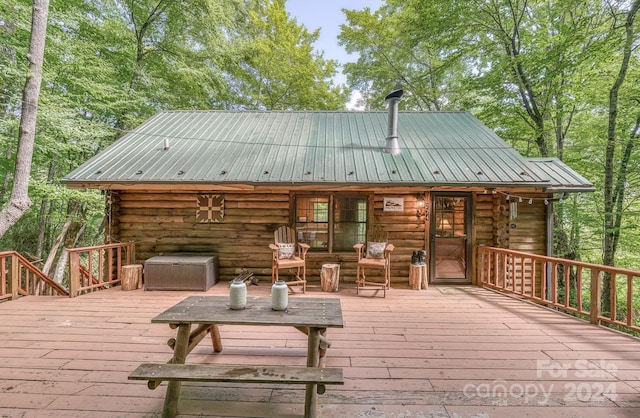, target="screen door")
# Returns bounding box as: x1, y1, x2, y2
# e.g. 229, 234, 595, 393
431, 194, 471, 283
